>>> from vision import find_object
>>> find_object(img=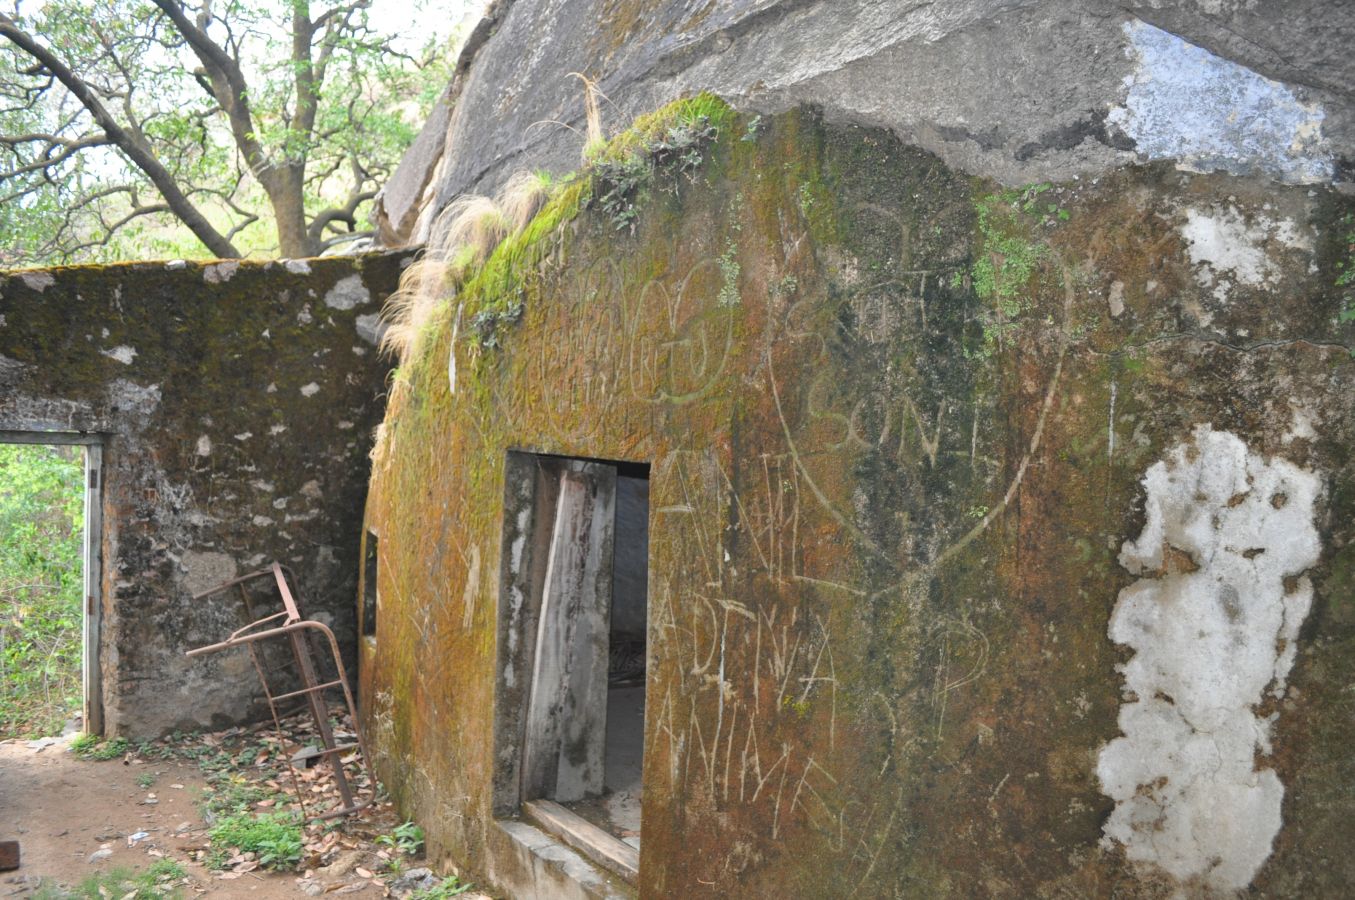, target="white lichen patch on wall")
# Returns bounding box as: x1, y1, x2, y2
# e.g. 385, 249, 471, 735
100, 345, 138, 365
355, 313, 384, 346
203, 261, 240, 284
1109, 21, 1332, 183
1098, 424, 1322, 892
323, 273, 370, 310
18, 271, 54, 292
1178, 205, 1311, 303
